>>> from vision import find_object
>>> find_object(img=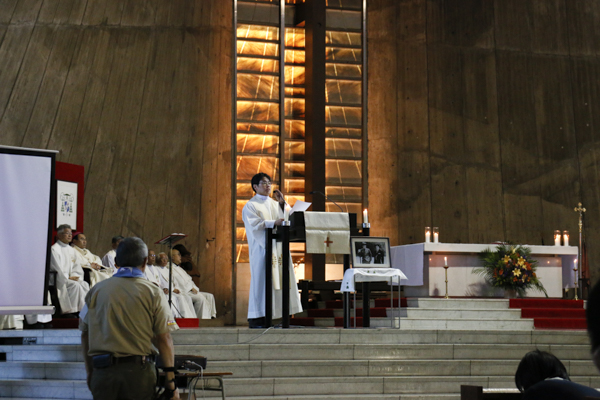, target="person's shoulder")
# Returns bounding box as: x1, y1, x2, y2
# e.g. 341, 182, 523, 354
525, 379, 600, 399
